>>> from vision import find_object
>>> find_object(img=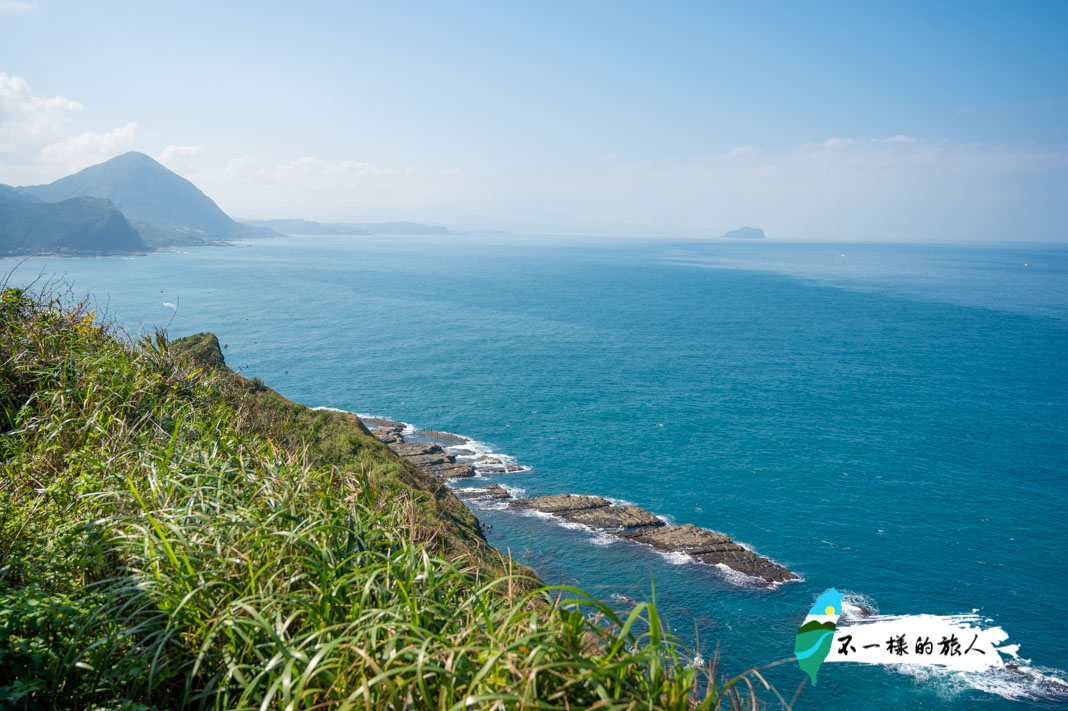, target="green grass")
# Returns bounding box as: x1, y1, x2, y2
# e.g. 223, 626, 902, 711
0, 286, 784, 710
